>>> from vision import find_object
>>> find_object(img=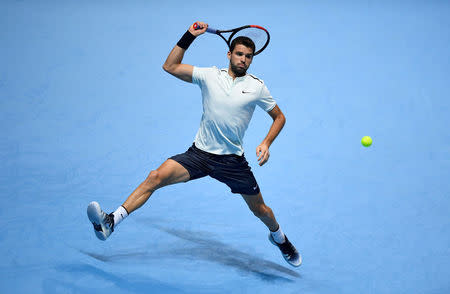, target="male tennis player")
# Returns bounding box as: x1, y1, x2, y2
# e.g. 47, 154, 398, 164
87, 21, 301, 267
